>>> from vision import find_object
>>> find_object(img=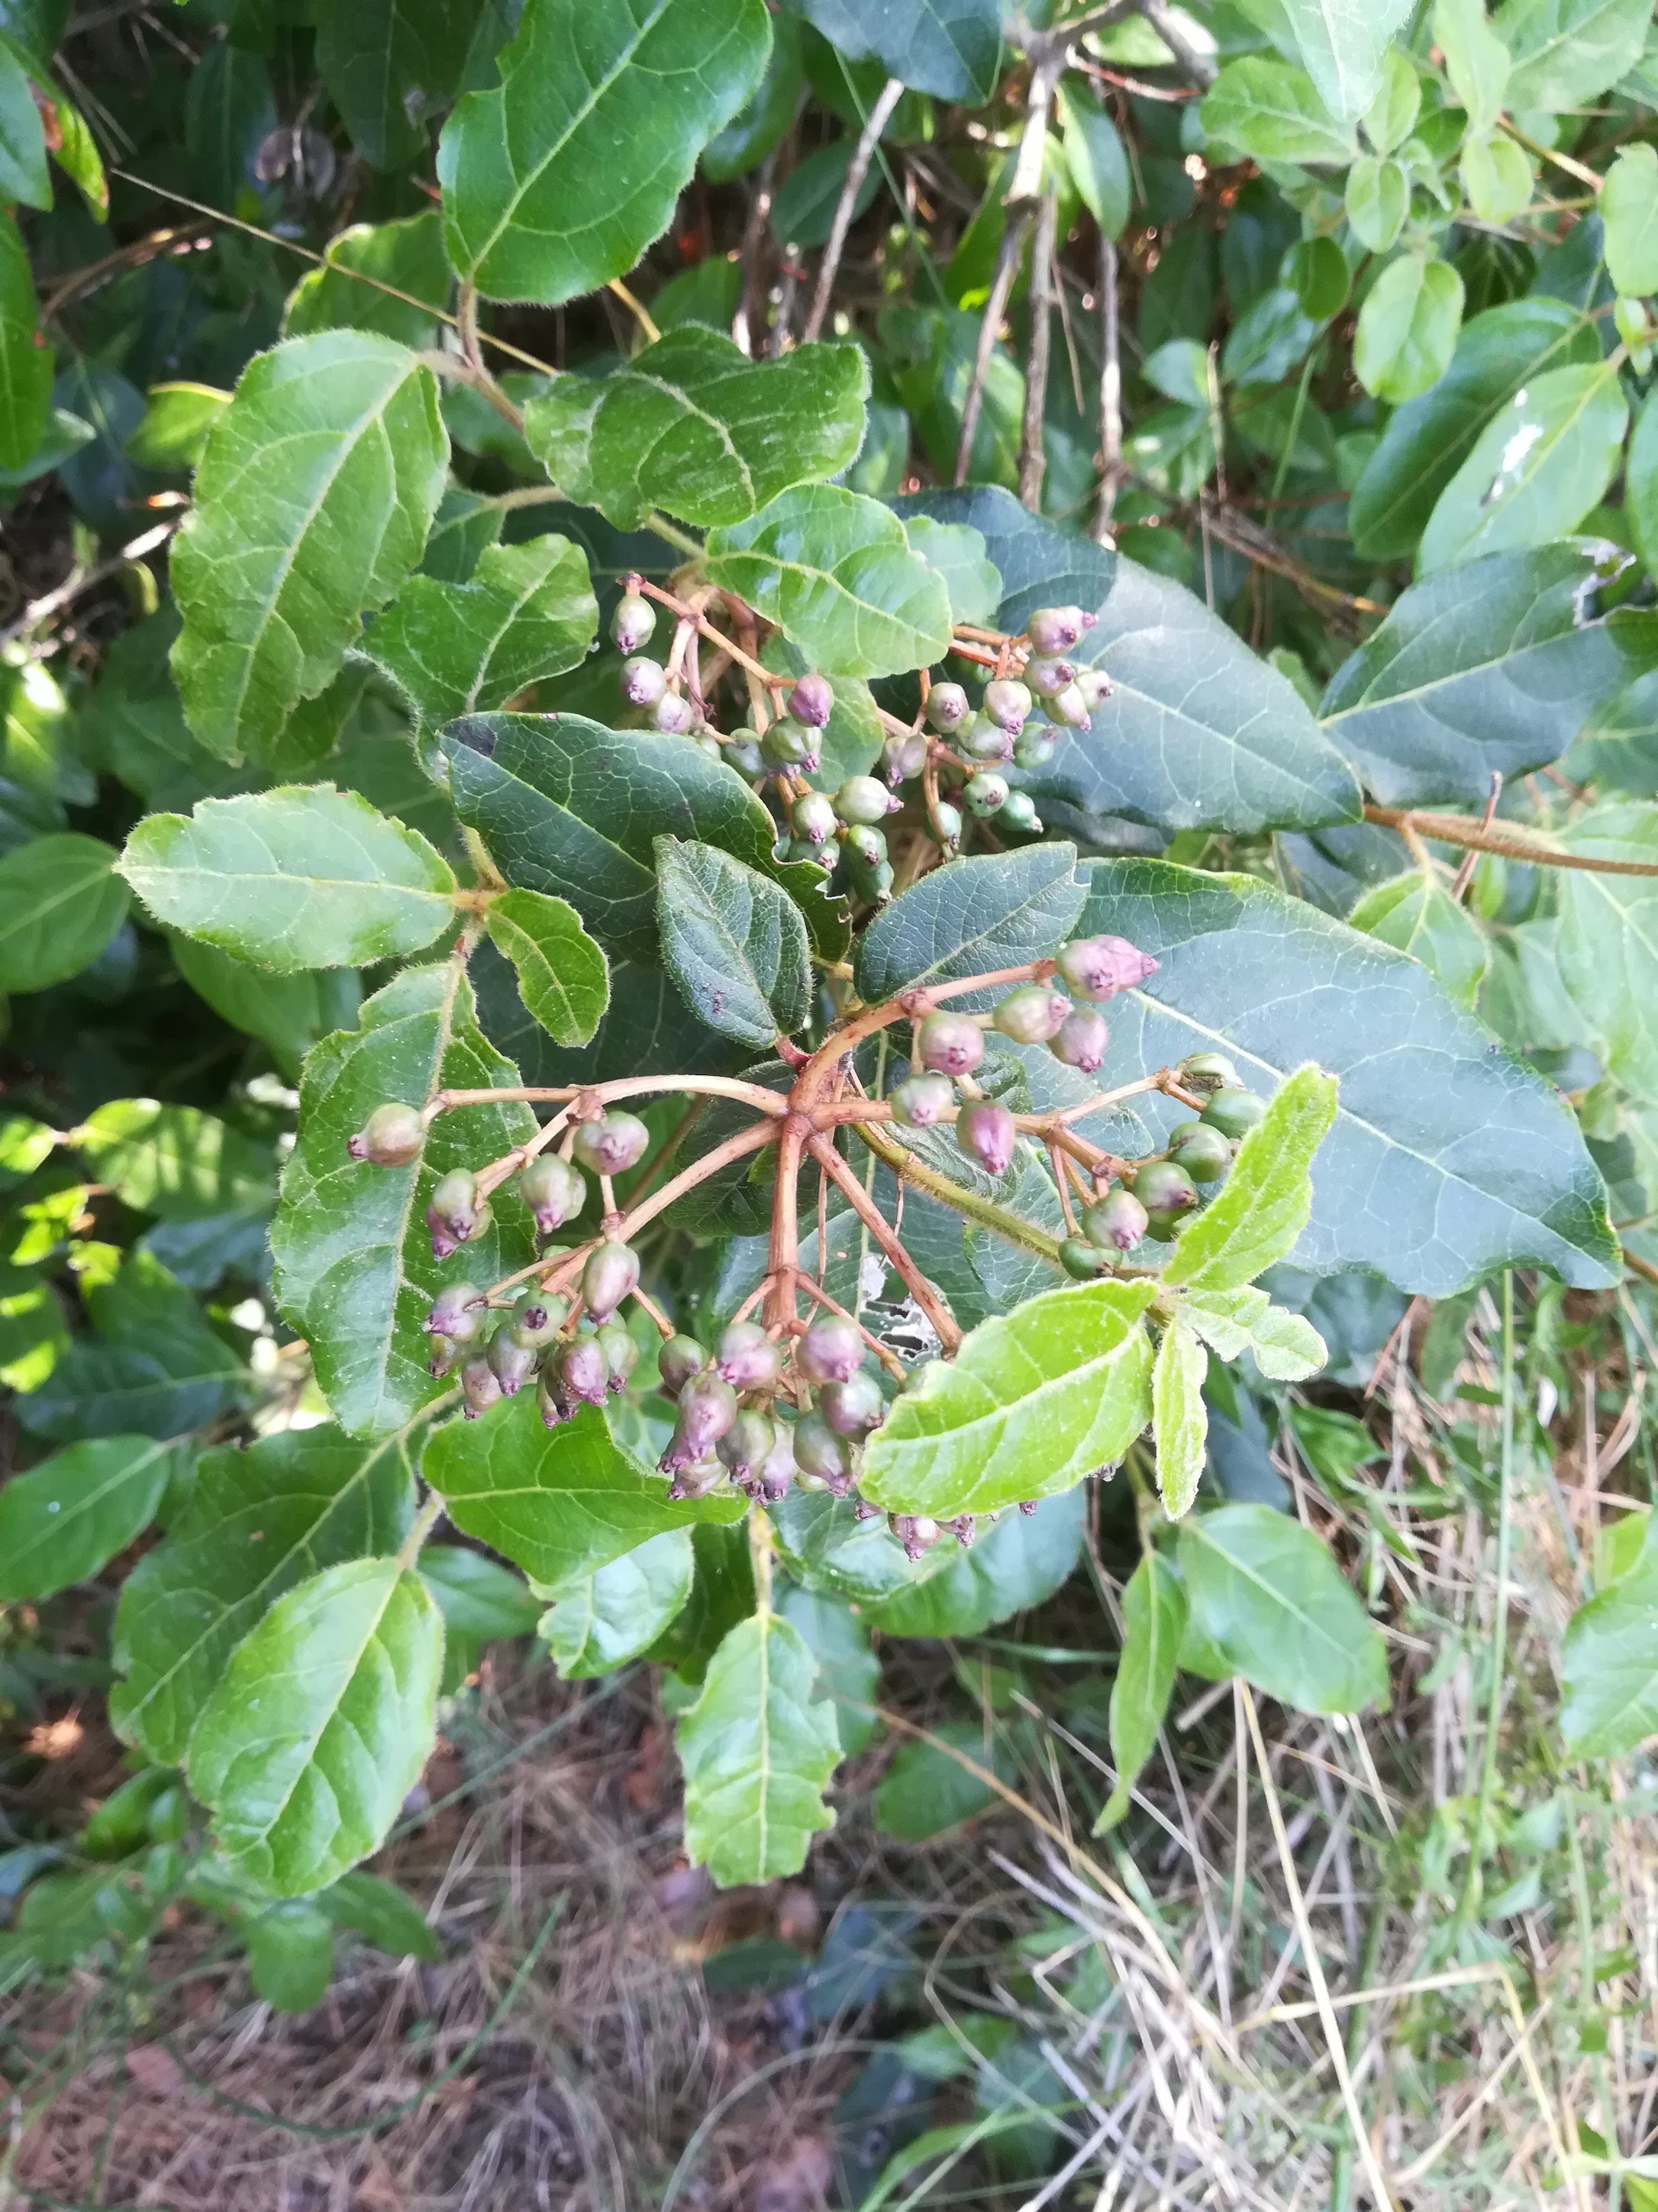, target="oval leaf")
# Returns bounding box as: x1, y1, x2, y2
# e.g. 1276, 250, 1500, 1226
855, 844, 1086, 1005
1177, 1503, 1387, 1714
1097, 1547, 1187, 1832
676, 1610, 840, 1885
0, 833, 129, 993
0, 1436, 176, 1603
540, 1527, 693, 1678
1166, 1065, 1338, 1293
1419, 360, 1627, 576
483, 885, 608, 1048
1151, 1312, 1208, 1519
655, 835, 811, 1048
